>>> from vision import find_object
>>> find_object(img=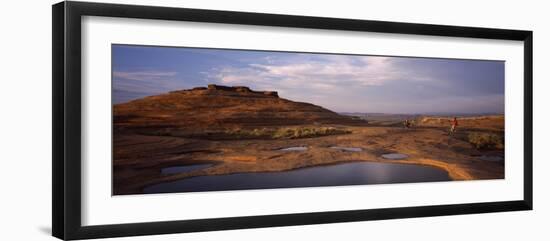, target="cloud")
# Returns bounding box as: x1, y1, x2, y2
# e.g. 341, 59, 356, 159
201, 54, 476, 113
113, 70, 188, 95
113, 71, 178, 81
205, 55, 434, 95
